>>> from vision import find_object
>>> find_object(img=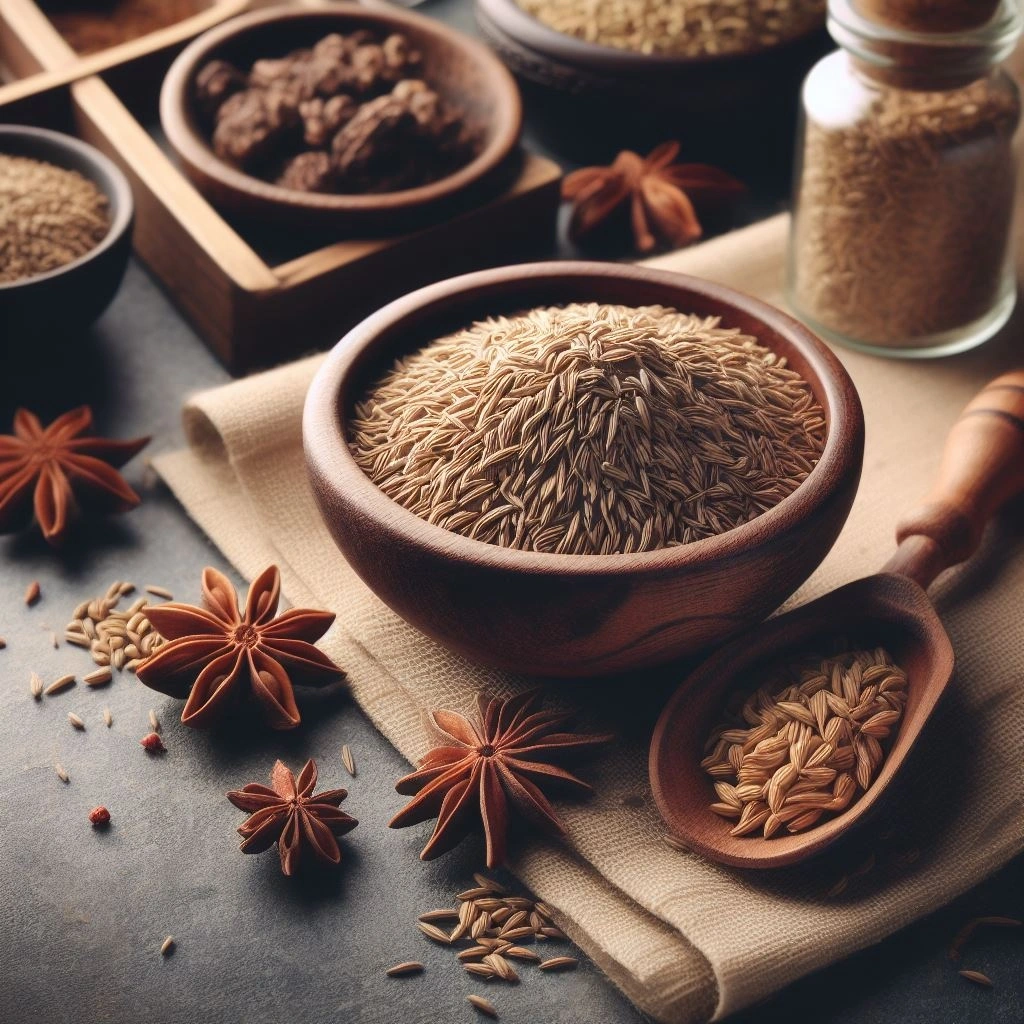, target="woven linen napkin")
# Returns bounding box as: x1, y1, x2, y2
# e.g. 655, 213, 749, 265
155, 213, 1024, 1022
